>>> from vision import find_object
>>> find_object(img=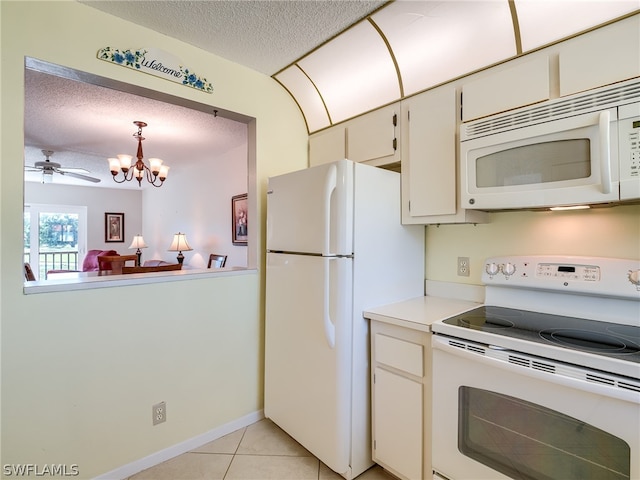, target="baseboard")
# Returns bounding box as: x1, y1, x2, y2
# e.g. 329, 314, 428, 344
94, 410, 264, 480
